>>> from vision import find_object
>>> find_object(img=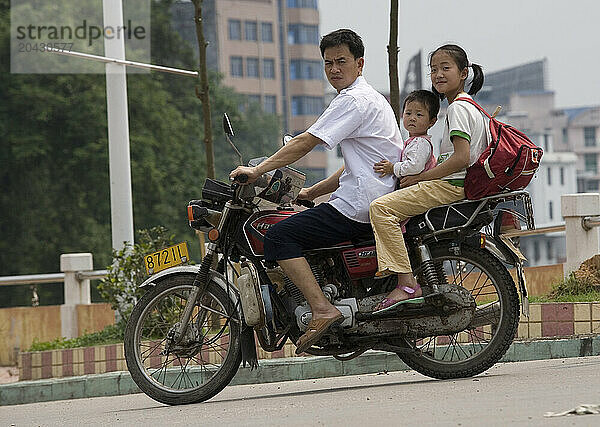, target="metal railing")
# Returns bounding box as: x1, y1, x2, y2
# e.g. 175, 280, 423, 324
0, 270, 107, 286
501, 224, 566, 238
582, 216, 600, 231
